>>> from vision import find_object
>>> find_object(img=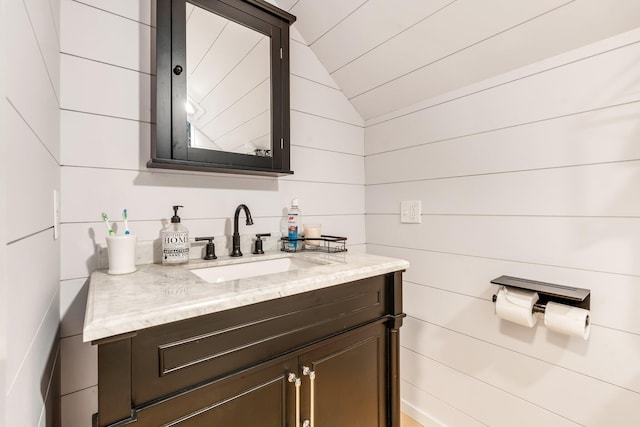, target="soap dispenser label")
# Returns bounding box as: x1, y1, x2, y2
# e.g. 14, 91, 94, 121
163, 231, 189, 263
